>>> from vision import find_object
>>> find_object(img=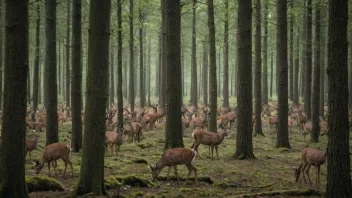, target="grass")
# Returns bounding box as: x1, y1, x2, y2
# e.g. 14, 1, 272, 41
25, 118, 352, 198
